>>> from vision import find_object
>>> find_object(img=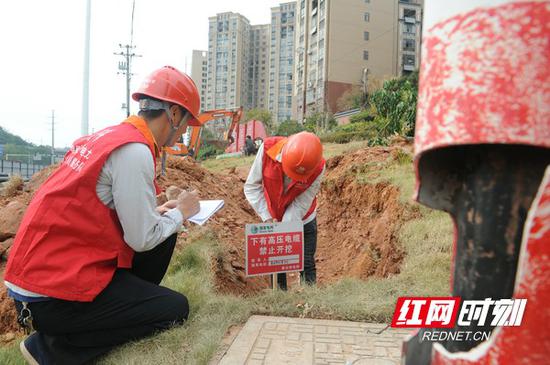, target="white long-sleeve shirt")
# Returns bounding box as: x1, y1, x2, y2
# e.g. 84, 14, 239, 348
6, 142, 183, 298
244, 143, 324, 225
96, 143, 183, 252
